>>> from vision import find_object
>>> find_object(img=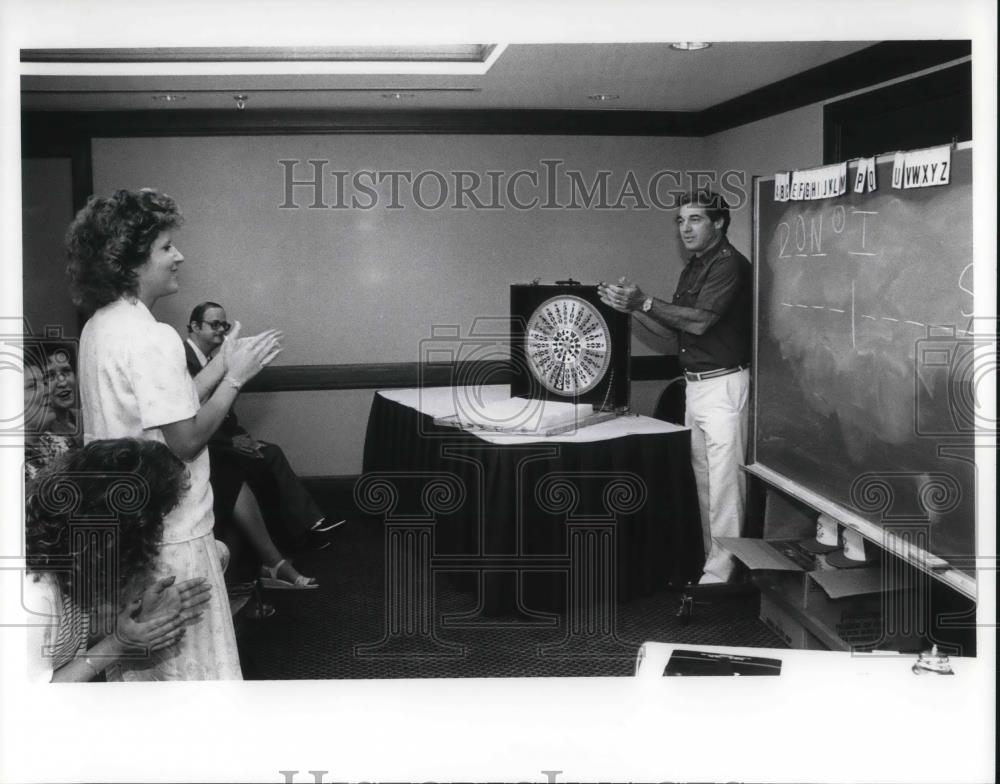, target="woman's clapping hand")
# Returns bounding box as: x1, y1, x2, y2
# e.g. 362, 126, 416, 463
222, 321, 283, 385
